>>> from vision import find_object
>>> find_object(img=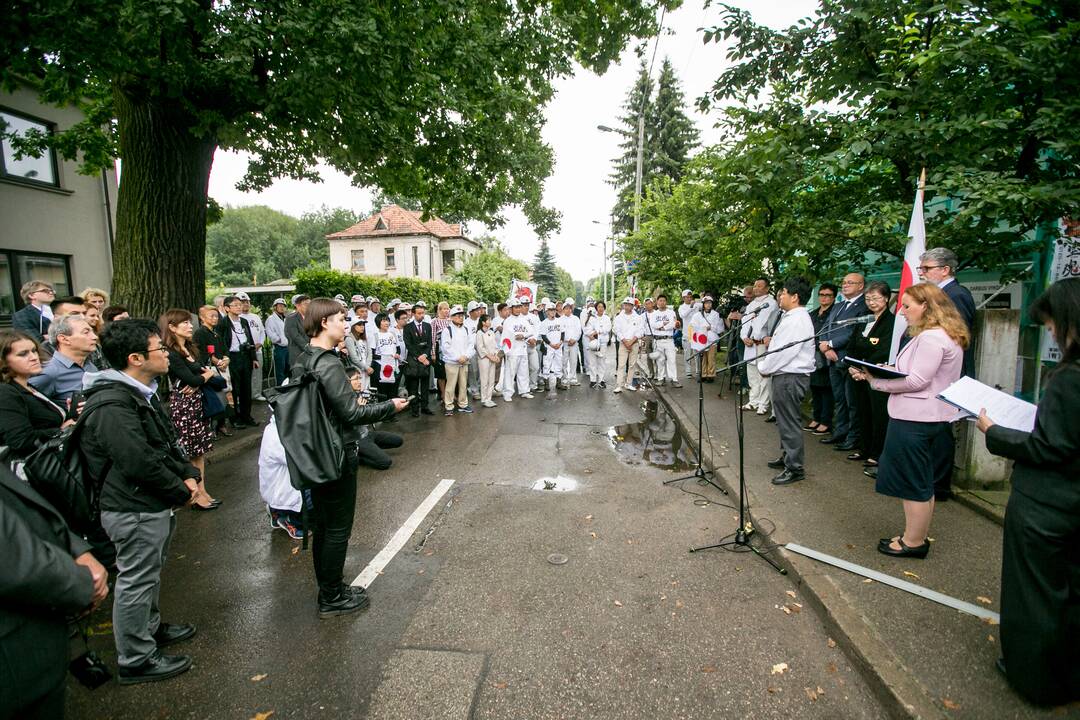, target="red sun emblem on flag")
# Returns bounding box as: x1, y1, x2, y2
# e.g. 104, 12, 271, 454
693, 332, 708, 345
502, 338, 512, 350
382, 364, 393, 379
515, 286, 534, 303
